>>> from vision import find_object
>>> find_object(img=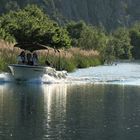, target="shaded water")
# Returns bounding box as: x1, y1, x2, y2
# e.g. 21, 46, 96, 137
0, 83, 140, 140
0, 62, 140, 140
